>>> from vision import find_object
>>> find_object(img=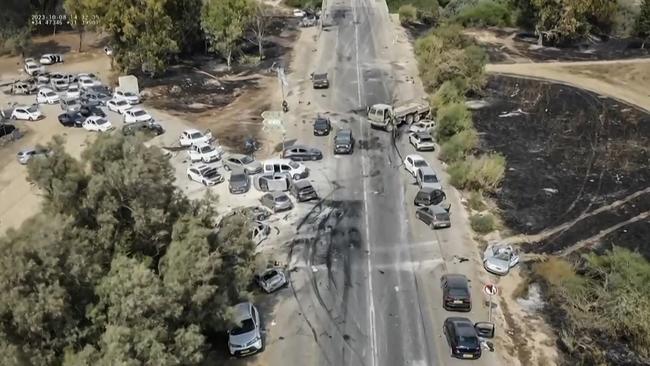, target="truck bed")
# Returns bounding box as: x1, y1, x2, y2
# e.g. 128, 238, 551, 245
393, 101, 429, 118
